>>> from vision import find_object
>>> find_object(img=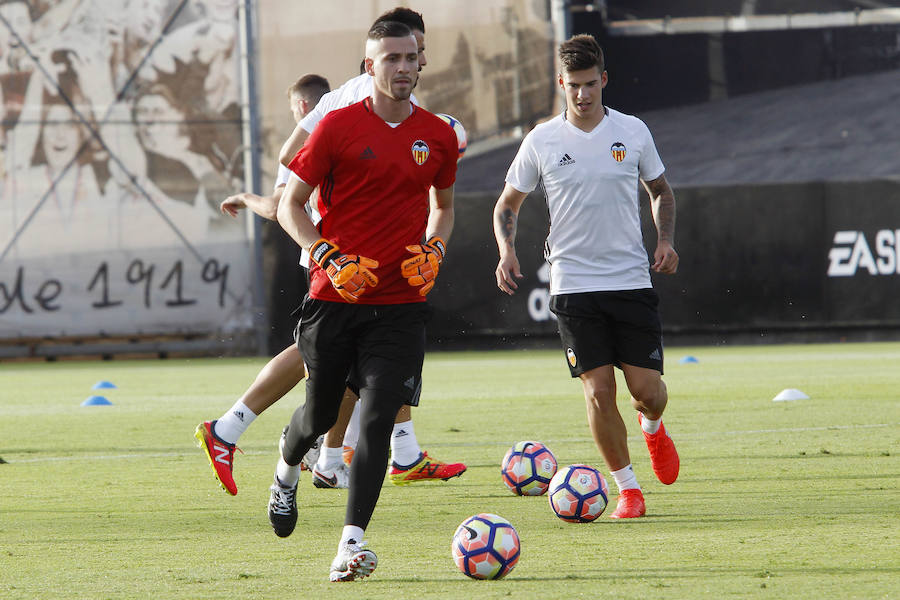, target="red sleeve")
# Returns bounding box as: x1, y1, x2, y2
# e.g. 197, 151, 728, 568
433, 125, 458, 190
